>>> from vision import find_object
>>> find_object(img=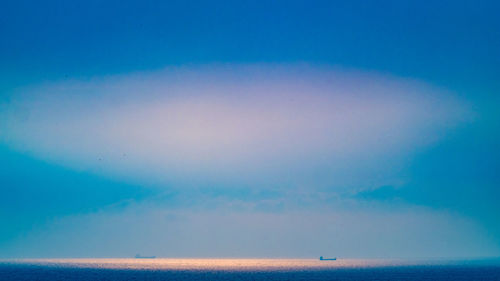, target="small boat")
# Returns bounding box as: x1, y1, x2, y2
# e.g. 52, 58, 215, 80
135, 254, 156, 259
319, 256, 336, 261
